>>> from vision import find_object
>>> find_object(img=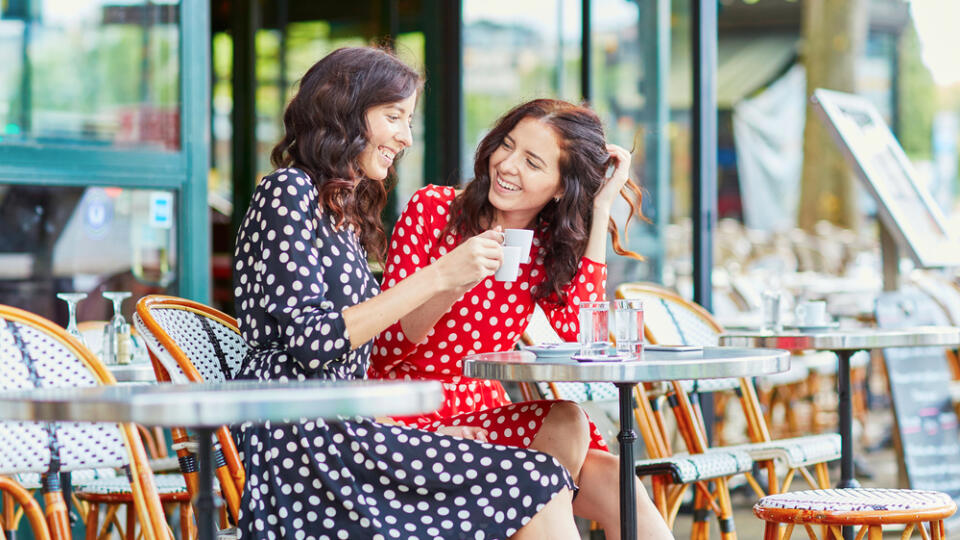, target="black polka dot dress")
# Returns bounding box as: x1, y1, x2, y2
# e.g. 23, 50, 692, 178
232, 168, 574, 540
